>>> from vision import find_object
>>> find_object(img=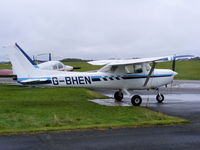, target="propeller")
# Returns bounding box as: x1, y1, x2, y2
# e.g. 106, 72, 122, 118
172, 56, 176, 71
48, 53, 52, 61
